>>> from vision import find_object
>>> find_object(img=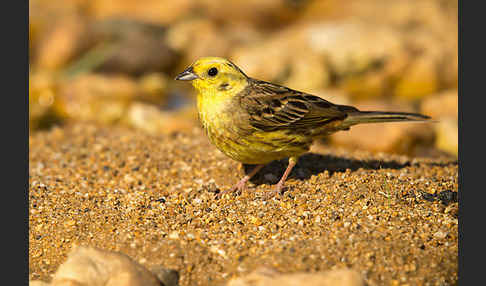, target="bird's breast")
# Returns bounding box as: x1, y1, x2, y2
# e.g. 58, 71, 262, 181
197, 98, 307, 164
197, 93, 234, 132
